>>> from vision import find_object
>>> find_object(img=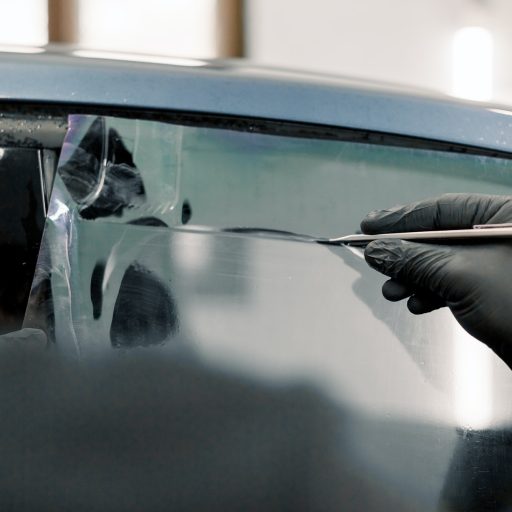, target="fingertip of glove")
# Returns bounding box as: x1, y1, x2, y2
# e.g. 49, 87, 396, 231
382, 278, 412, 301
364, 238, 400, 255
360, 205, 403, 234
364, 239, 404, 271
364, 239, 385, 255
407, 296, 425, 315
360, 210, 382, 234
